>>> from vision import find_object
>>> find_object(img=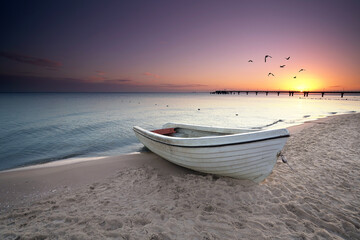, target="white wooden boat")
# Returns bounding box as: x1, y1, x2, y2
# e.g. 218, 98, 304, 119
133, 123, 289, 182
